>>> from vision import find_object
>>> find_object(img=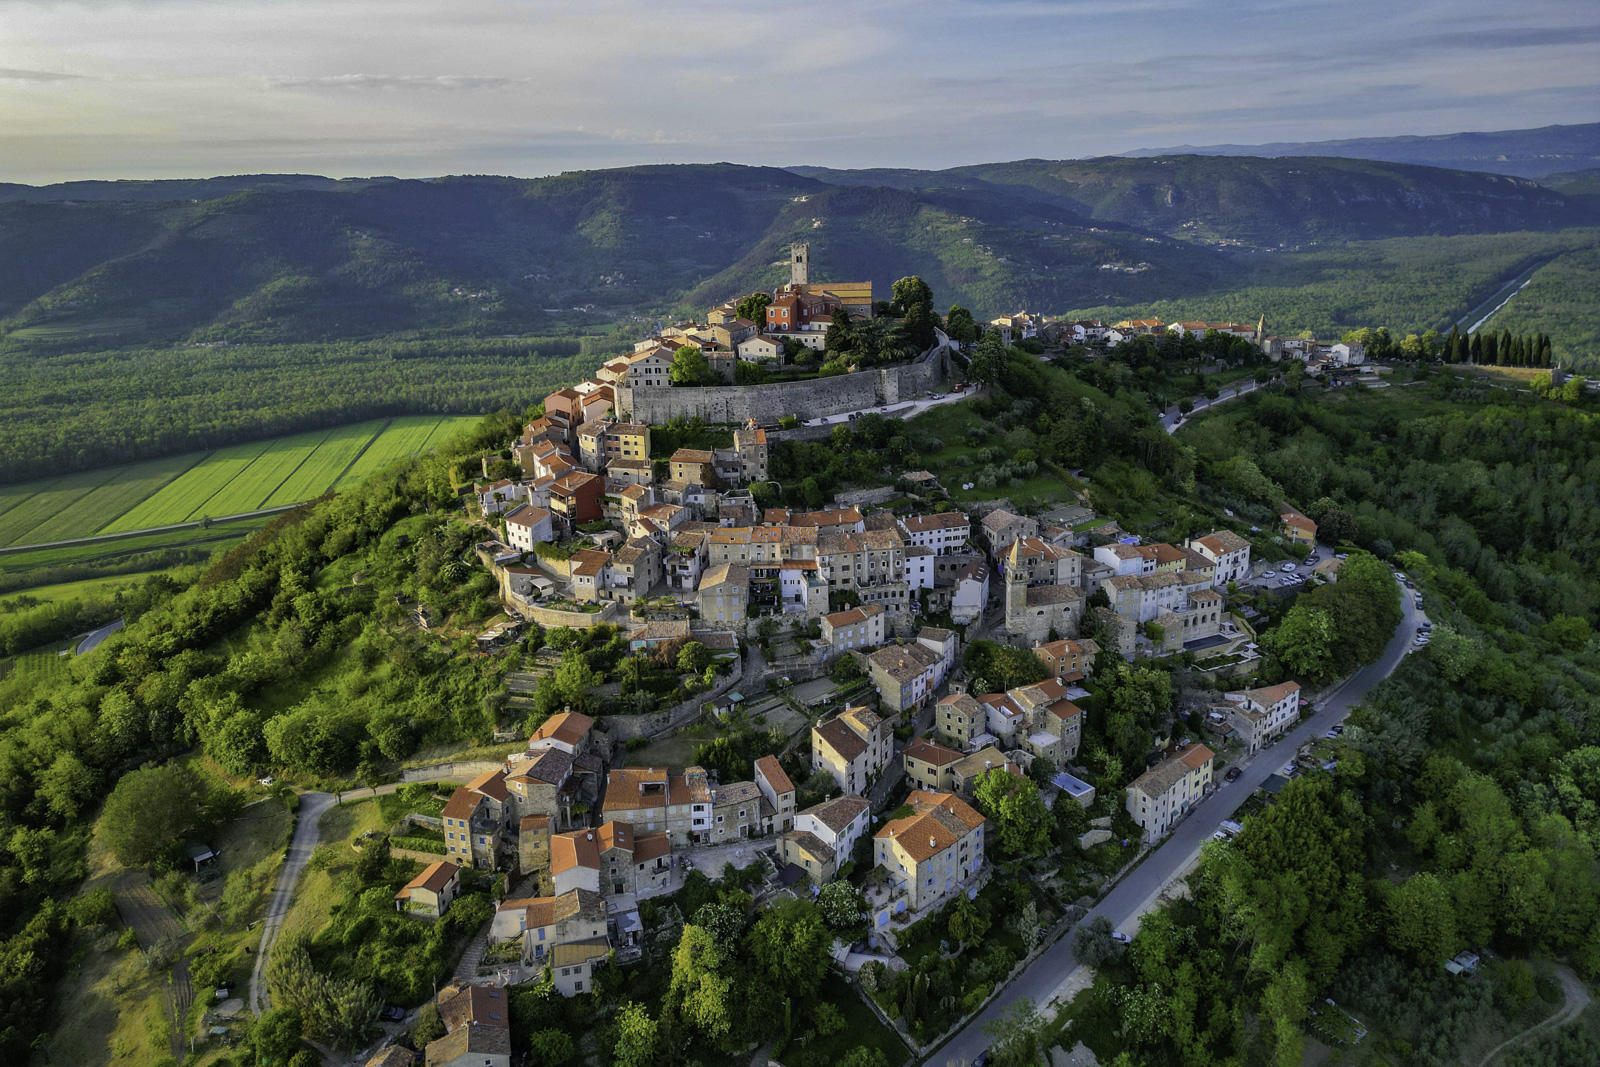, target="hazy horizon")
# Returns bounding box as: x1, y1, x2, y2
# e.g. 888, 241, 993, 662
4, 0, 1599, 185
